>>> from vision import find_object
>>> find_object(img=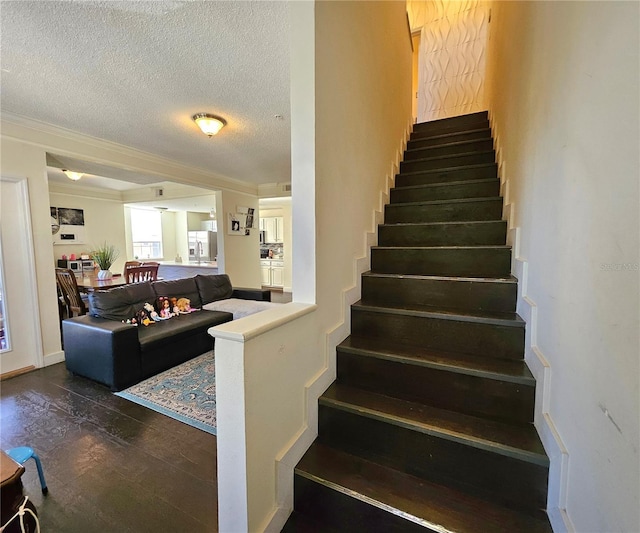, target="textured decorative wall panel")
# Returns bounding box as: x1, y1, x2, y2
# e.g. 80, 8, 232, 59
408, 0, 489, 122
